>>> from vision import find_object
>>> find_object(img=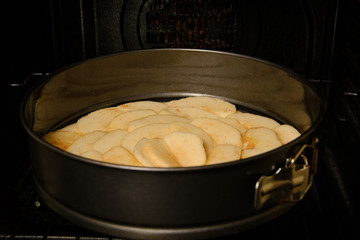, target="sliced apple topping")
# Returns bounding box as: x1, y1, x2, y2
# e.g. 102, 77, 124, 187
242, 127, 282, 159
166, 96, 236, 118
121, 123, 171, 153
127, 114, 189, 131
67, 131, 106, 155
227, 112, 280, 129
163, 131, 207, 167
77, 107, 122, 134
92, 129, 127, 154
274, 124, 301, 144
134, 138, 180, 167
102, 146, 142, 166
43, 96, 301, 167
207, 145, 241, 165
107, 109, 156, 131
191, 118, 242, 147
